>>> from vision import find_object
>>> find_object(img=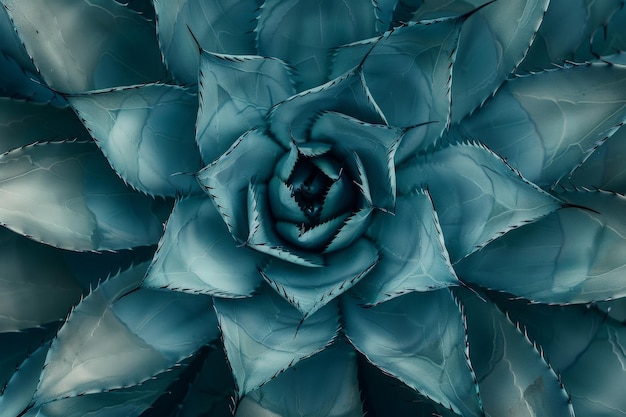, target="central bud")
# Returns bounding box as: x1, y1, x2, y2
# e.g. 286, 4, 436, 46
289, 158, 332, 224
